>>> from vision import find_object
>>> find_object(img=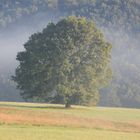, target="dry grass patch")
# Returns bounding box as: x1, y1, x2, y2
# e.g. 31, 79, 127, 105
0, 105, 140, 133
